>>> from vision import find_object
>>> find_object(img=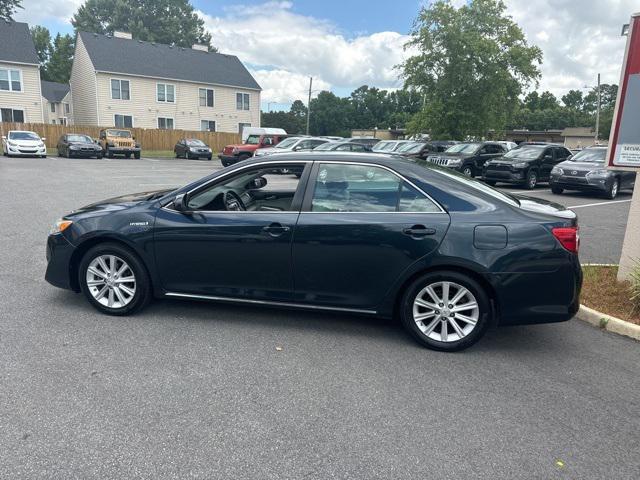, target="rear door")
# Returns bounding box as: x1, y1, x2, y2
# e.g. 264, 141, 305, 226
540, 147, 557, 179
292, 162, 450, 311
